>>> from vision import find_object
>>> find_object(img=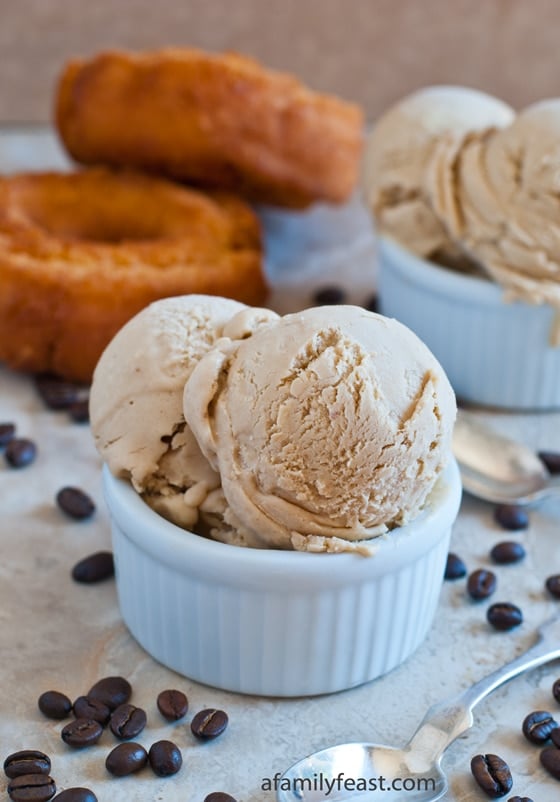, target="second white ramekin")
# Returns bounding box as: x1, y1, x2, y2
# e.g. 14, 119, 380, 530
103, 460, 461, 697
378, 236, 560, 410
